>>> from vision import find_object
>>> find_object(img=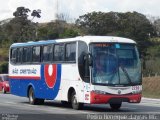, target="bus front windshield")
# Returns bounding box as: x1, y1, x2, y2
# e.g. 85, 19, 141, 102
90, 43, 141, 86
